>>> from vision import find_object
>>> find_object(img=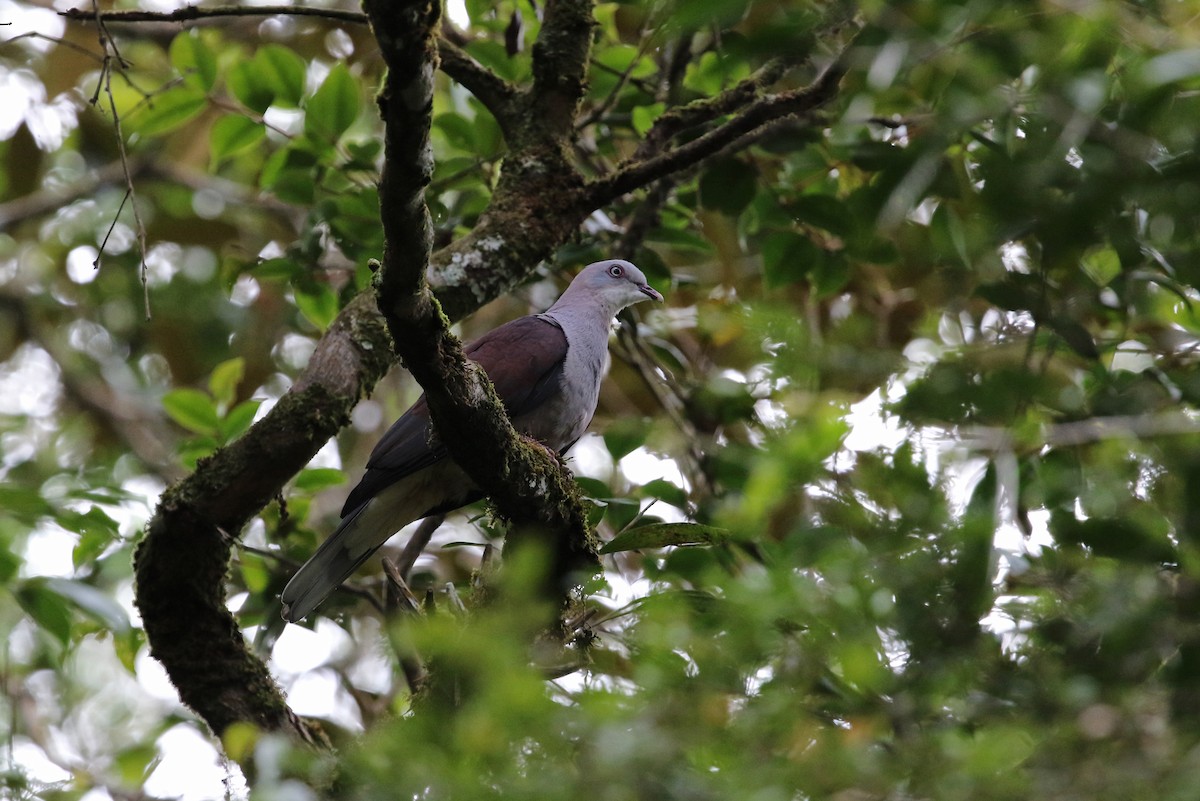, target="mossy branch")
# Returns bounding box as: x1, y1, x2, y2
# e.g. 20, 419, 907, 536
366, 0, 597, 604
68, 0, 854, 750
